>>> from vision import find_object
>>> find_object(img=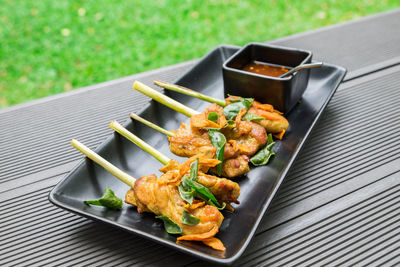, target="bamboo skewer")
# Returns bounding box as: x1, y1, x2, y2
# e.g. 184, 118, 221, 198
110, 120, 172, 165
130, 113, 174, 137
109, 120, 170, 165
133, 81, 199, 118
71, 139, 136, 188
154, 80, 226, 107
